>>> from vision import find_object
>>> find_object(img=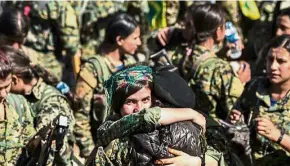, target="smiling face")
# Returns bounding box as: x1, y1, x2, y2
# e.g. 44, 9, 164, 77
118, 27, 142, 55
120, 86, 152, 117
266, 47, 290, 85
